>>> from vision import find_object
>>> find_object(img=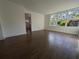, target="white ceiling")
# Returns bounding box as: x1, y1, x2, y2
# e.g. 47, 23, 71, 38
9, 0, 79, 14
